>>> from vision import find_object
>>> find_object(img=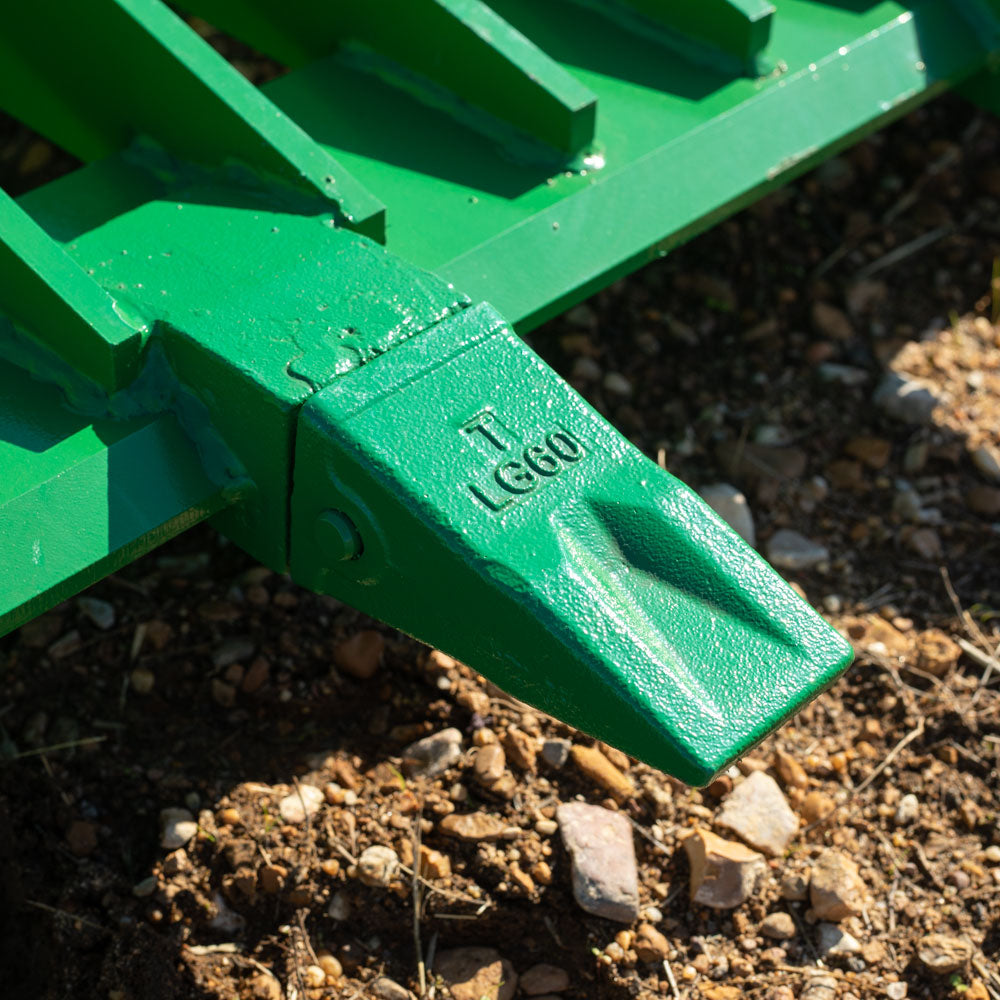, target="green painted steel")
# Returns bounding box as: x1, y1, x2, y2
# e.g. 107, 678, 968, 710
0, 361, 228, 634
0, 0, 385, 238
582, 0, 776, 75
182, 0, 598, 153
4, 0, 999, 780
290, 303, 851, 785
0, 191, 144, 390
